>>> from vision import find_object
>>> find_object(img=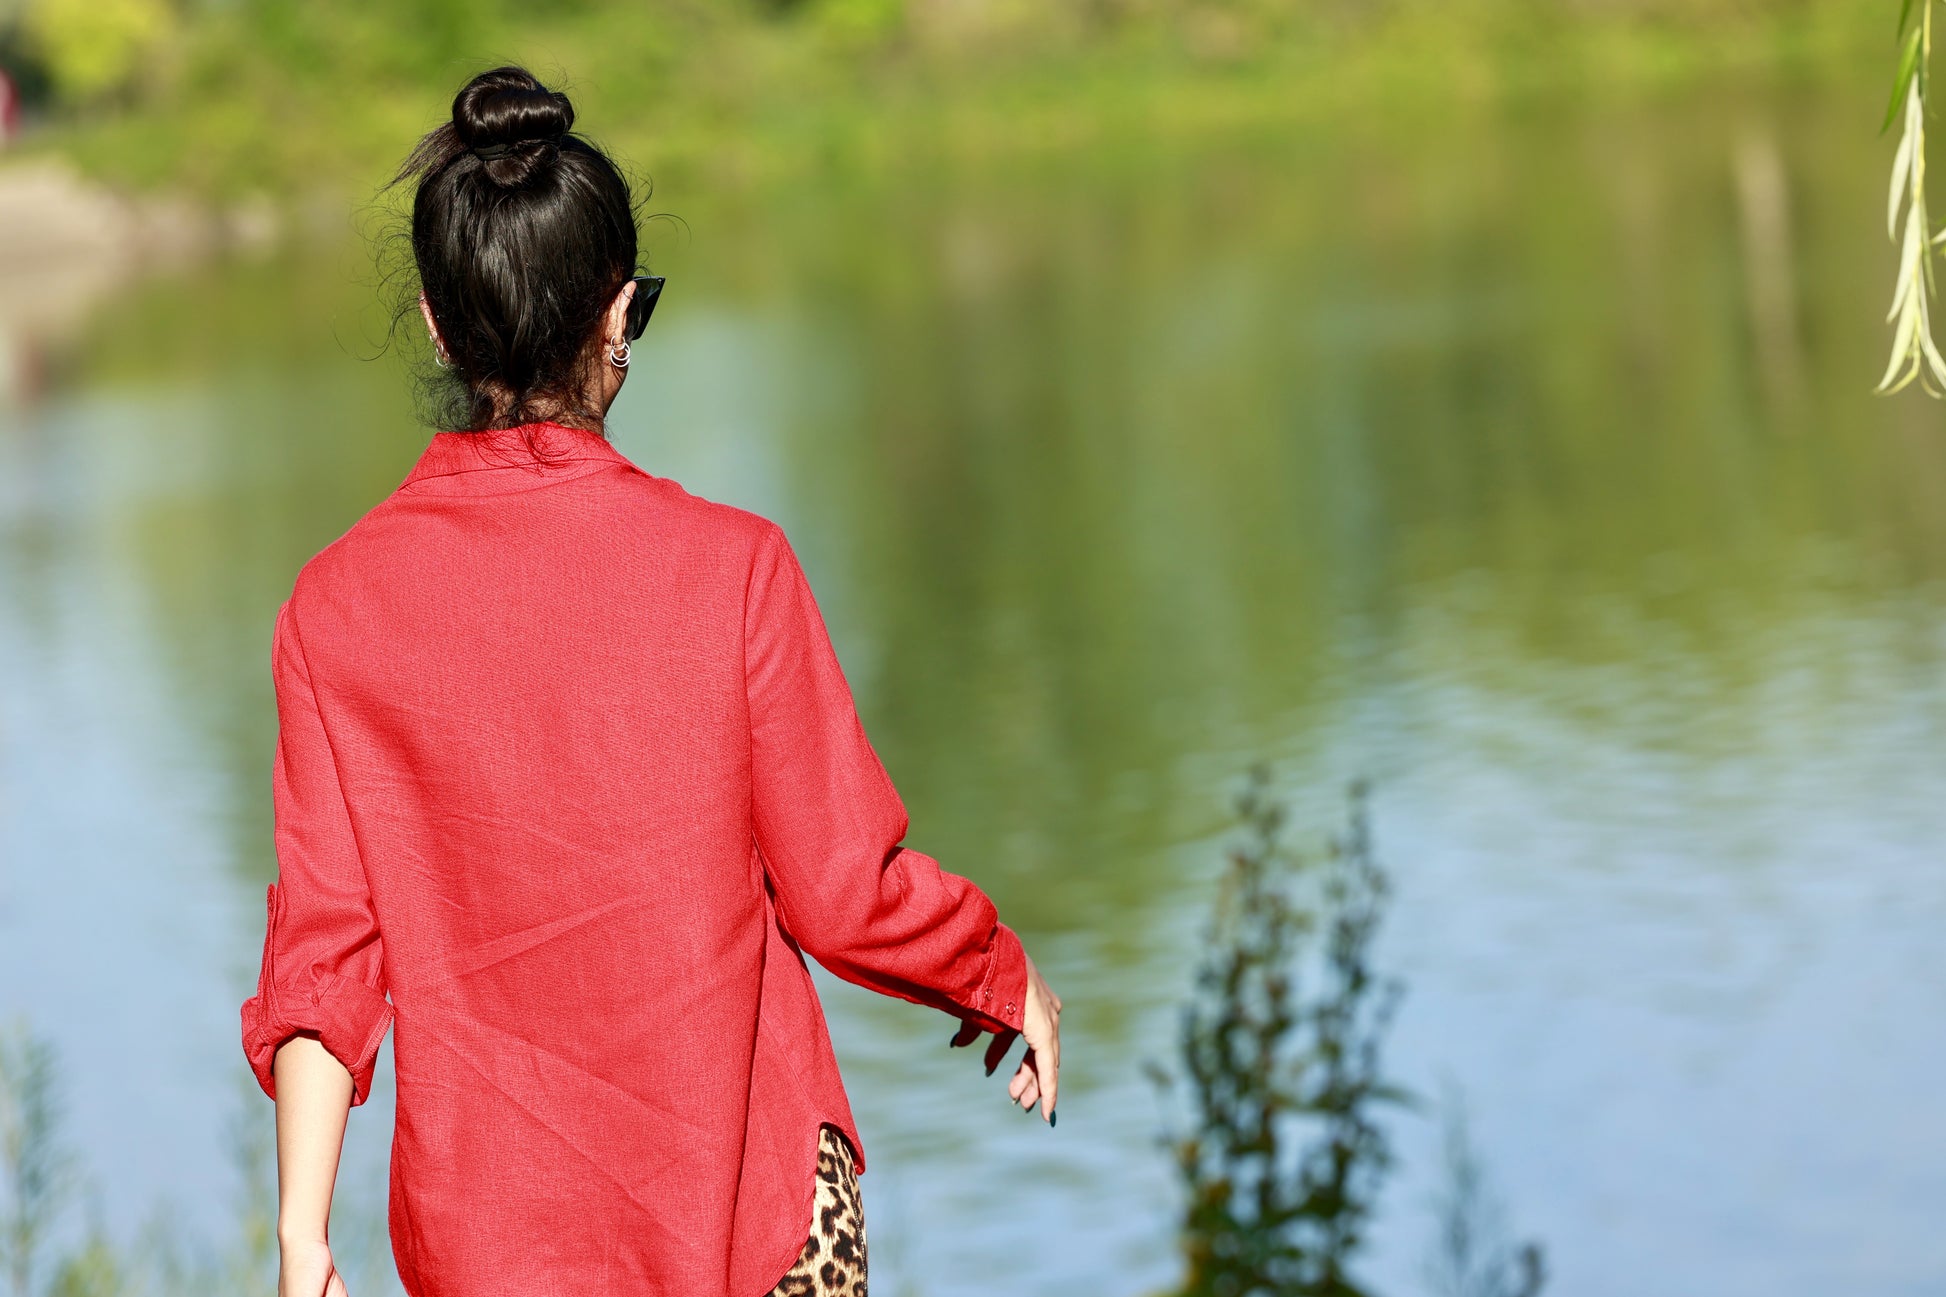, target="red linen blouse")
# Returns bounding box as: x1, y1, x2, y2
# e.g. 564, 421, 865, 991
238, 421, 1029, 1297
